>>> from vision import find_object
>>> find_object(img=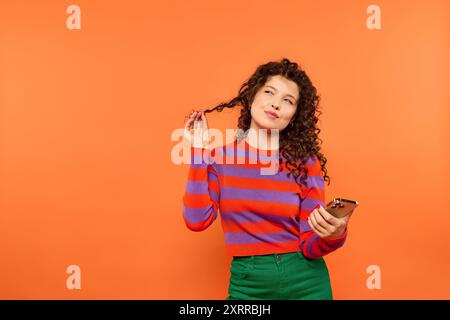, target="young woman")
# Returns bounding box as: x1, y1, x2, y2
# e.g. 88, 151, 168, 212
182, 58, 355, 300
